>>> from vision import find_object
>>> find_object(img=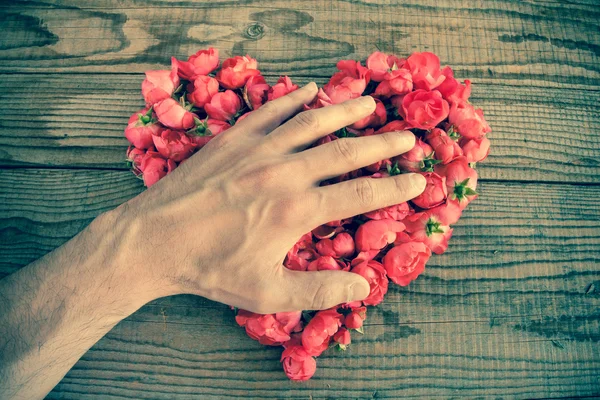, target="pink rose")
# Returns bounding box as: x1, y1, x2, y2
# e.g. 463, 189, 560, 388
305, 88, 334, 110
374, 68, 413, 97
302, 309, 343, 356
395, 138, 434, 172
323, 60, 370, 104
383, 241, 431, 286
425, 128, 463, 164
406, 51, 445, 90
151, 129, 197, 162
399, 89, 449, 130
141, 64, 180, 106
171, 48, 219, 80
188, 118, 231, 147
435, 156, 478, 209
205, 90, 243, 122
315, 239, 335, 256
332, 232, 355, 257
351, 260, 388, 306
344, 306, 367, 329
460, 136, 491, 163
236, 310, 301, 346
186, 75, 219, 108
216, 55, 260, 89
375, 119, 412, 134
154, 98, 195, 130
284, 233, 318, 271
349, 98, 387, 129
364, 202, 412, 221
333, 328, 351, 347
124, 108, 162, 149
243, 75, 270, 110
448, 101, 491, 139
127, 146, 146, 173
355, 219, 406, 252
436, 66, 471, 105
411, 172, 447, 209
366, 51, 405, 82
281, 338, 317, 381
403, 210, 453, 255
138, 150, 176, 187
307, 255, 347, 271
268, 76, 299, 101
